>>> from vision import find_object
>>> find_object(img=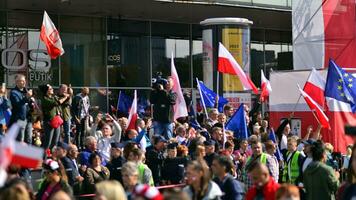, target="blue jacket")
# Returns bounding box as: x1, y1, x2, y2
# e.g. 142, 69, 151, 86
61, 156, 80, 186
10, 87, 29, 122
